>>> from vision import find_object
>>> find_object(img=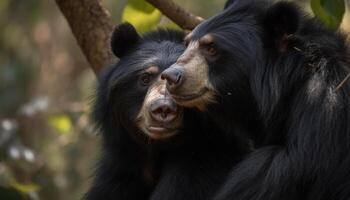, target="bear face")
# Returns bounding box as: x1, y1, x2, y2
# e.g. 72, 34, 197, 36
161, 0, 272, 140
161, 0, 268, 111
96, 23, 186, 141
